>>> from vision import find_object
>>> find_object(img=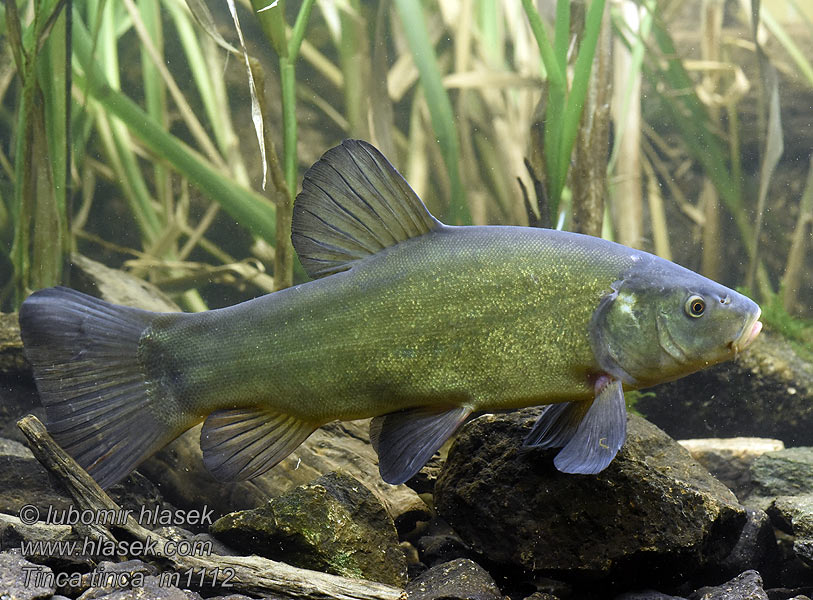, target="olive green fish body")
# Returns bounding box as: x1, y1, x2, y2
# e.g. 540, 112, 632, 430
143, 225, 636, 425
19, 140, 762, 488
